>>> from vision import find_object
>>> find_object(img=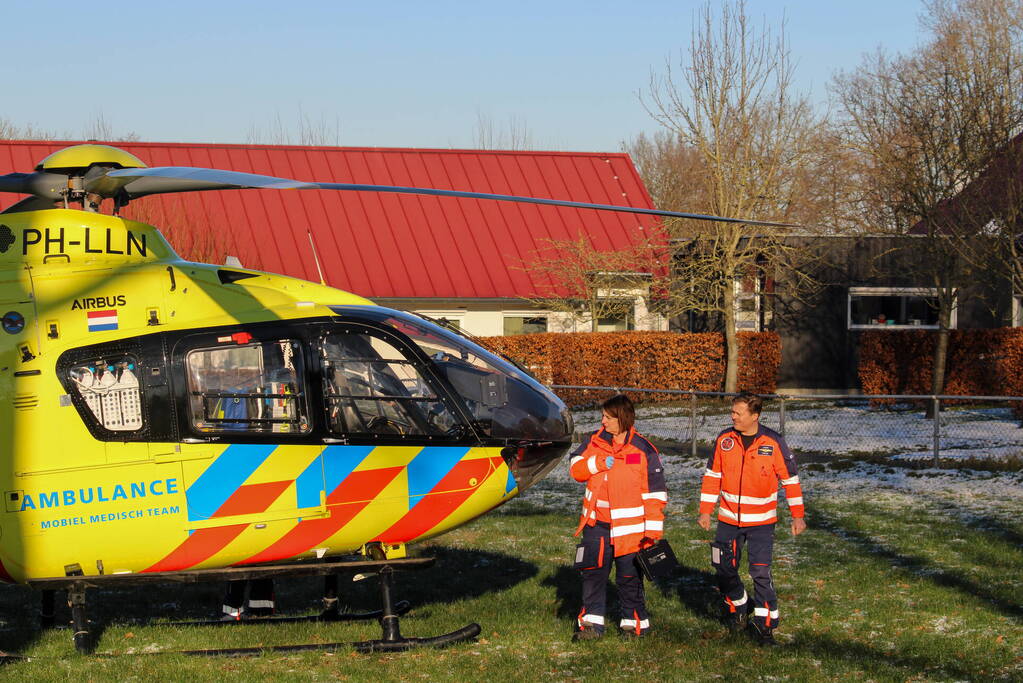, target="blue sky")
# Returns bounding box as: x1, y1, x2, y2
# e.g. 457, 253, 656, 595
3, 1, 925, 151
